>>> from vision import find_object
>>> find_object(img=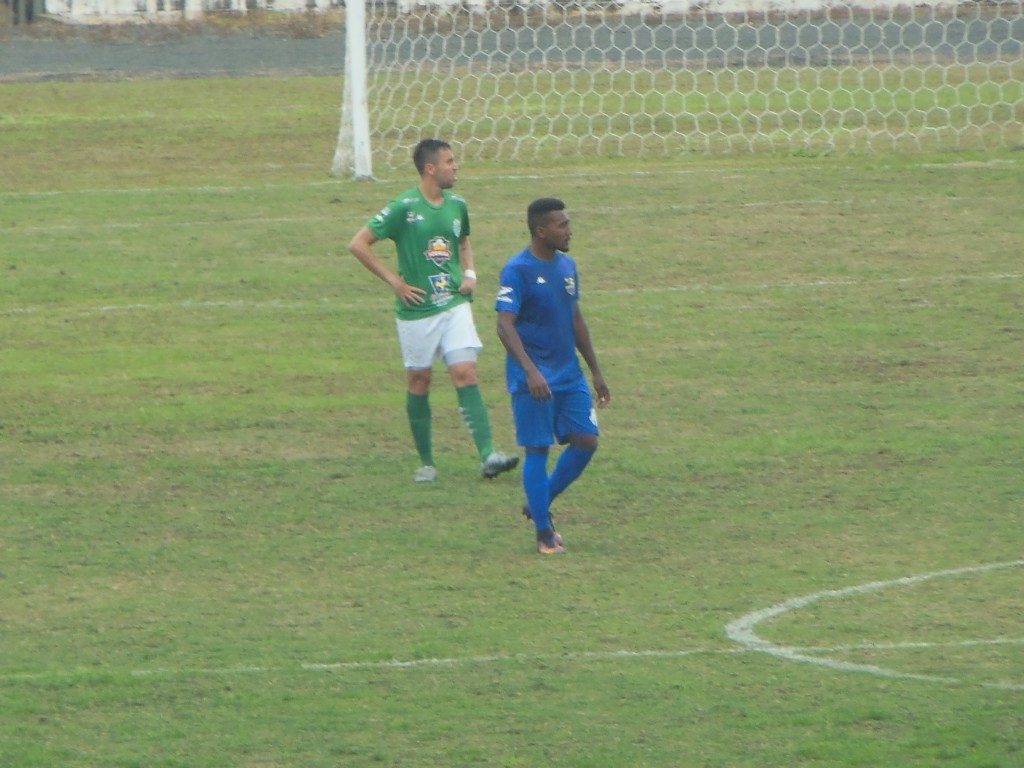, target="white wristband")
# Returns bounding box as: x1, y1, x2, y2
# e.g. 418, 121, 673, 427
463, 269, 477, 280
